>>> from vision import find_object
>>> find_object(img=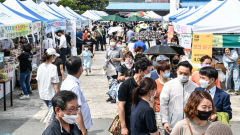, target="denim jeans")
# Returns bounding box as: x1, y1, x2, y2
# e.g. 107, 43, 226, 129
19, 70, 31, 95
44, 100, 52, 109
226, 62, 240, 91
